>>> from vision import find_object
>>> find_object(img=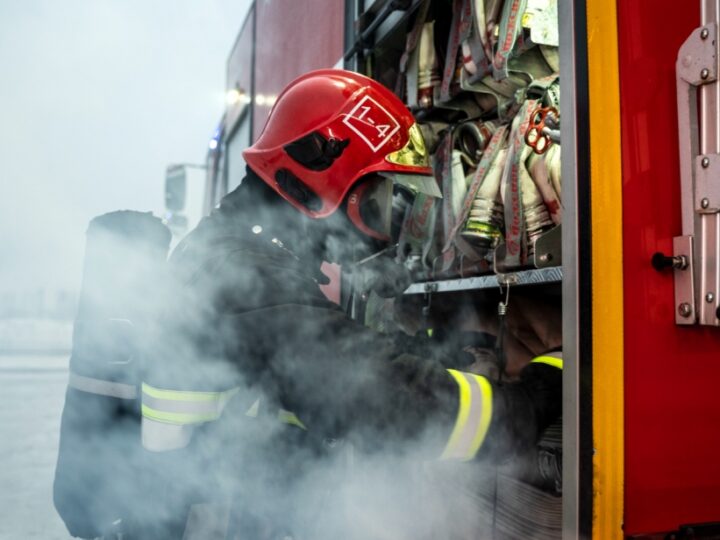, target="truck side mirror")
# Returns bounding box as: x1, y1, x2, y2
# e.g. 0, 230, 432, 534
165, 165, 187, 212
